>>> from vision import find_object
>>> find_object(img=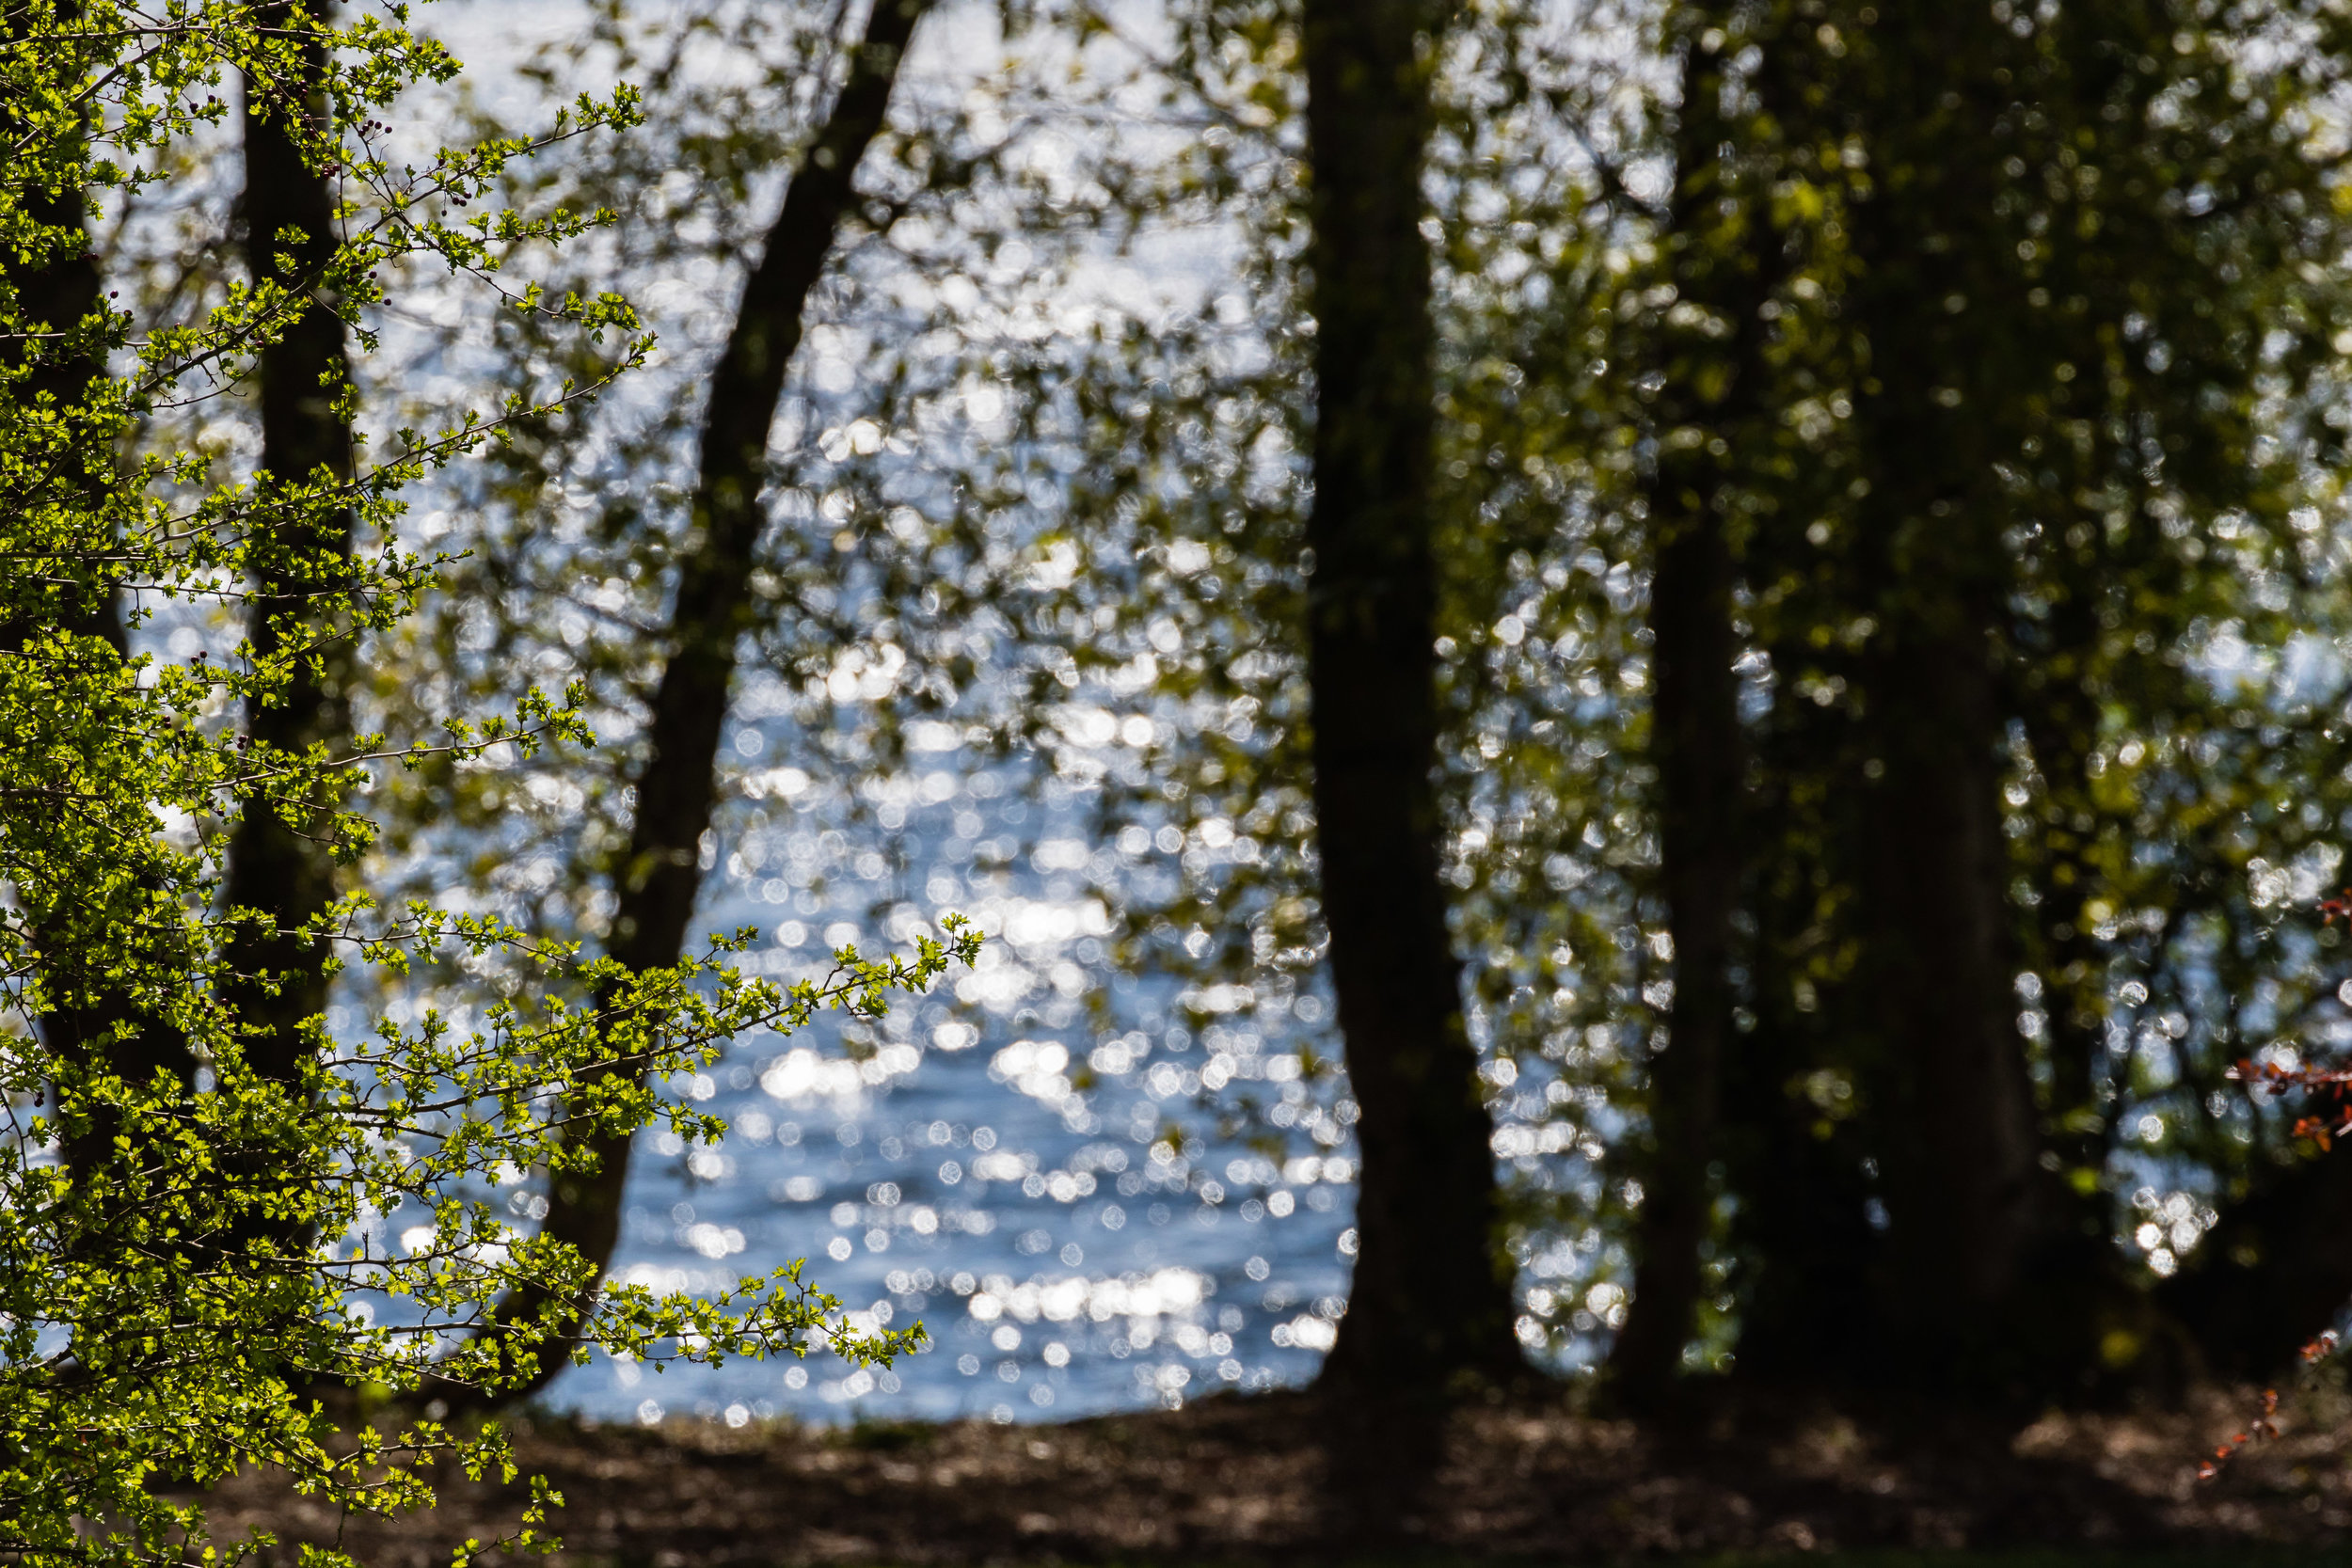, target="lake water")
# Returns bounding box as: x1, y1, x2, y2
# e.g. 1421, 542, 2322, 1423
545, 734, 1371, 1428
536, 729, 1589, 1428
361, 2, 1608, 1428
574, 1017, 1362, 1428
